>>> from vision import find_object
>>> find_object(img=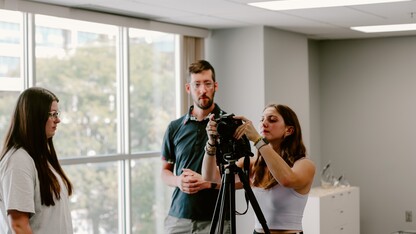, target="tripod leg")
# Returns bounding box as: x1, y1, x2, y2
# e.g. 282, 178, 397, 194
219, 171, 229, 233
236, 167, 270, 234
210, 172, 226, 234
221, 167, 237, 234
210, 167, 235, 234
228, 168, 236, 234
